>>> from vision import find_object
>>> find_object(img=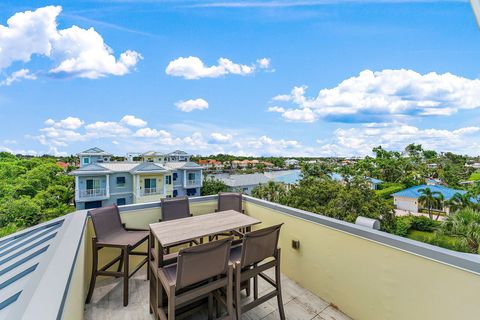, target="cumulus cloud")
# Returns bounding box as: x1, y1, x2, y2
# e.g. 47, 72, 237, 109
0, 6, 141, 79
175, 98, 209, 112
45, 116, 84, 130
316, 122, 480, 156
120, 115, 147, 127
267, 106, 285, 113
0, 69, 36, 86
165, 56, 266, 79
134, 128, 171, 138
85, 121, 132, 137
270, 69, 480, 123
210, 132, 232, 143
